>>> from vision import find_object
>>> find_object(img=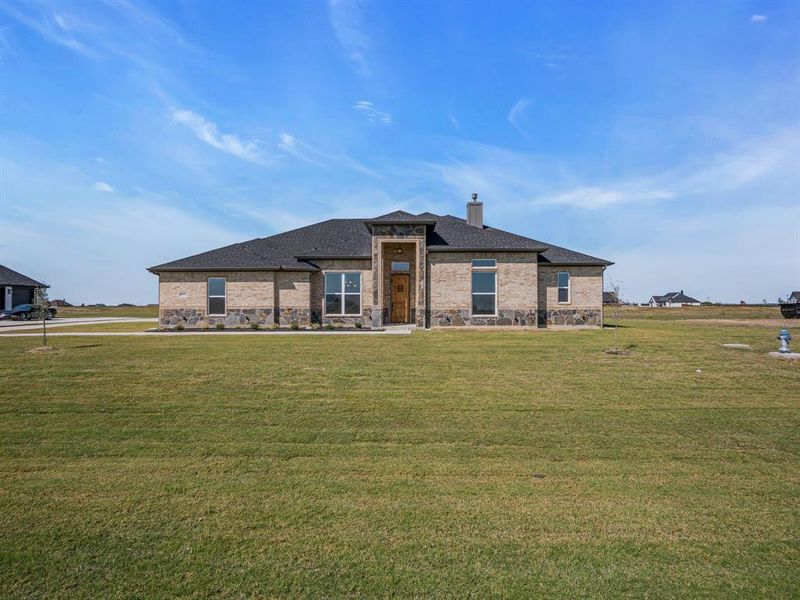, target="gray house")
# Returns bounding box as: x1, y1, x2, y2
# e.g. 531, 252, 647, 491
648, 291, 701, 307
1, 265, 48, 310
149, 196, 612, 329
